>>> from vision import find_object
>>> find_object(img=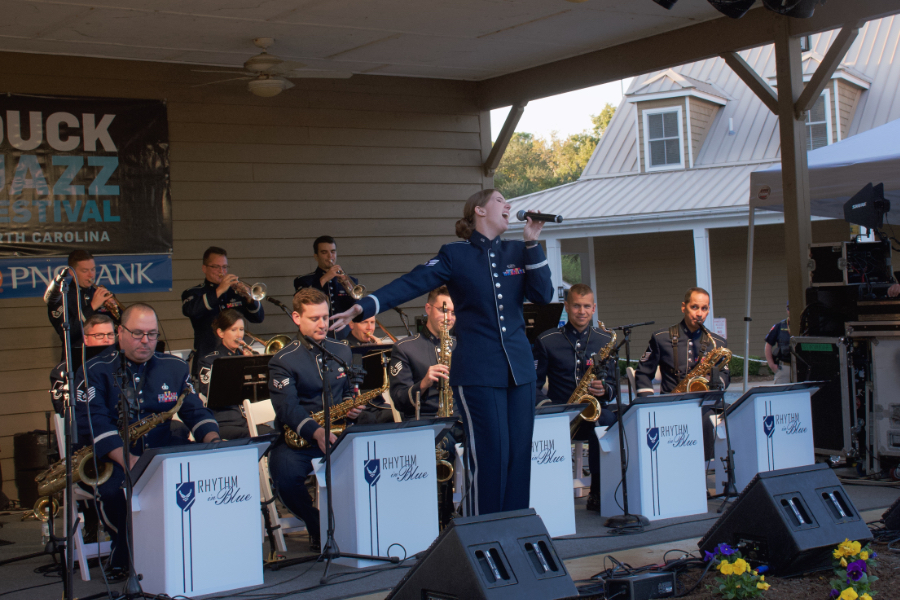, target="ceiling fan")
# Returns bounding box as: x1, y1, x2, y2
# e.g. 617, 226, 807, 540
192, 38, 352, 97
